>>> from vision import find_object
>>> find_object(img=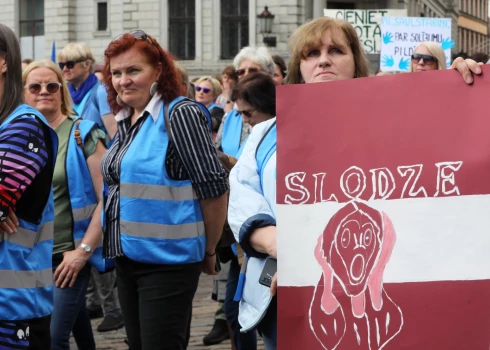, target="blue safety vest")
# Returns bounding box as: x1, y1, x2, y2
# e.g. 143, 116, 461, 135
118, 97, 211, 264
66, 119, 113, 272
0, 104, 58, 321
208, 103, 223, 112
221, 109, 243, 158
234, 120, 277, 304
255, 121, 276, 190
